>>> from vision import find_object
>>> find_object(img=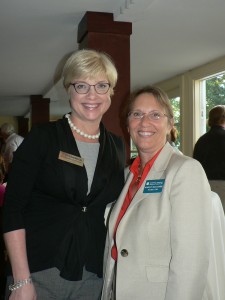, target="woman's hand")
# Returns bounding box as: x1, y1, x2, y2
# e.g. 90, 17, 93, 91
8, 283, 37, 300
